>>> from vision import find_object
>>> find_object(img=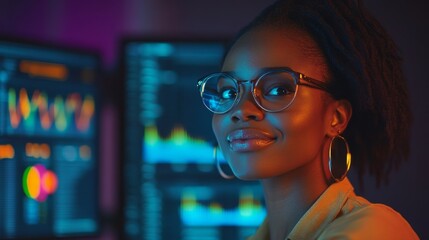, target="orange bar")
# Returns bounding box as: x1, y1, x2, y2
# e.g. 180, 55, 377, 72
25, 143, 51, 159
0, 144, 15, 159
20, 60, 68, 80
